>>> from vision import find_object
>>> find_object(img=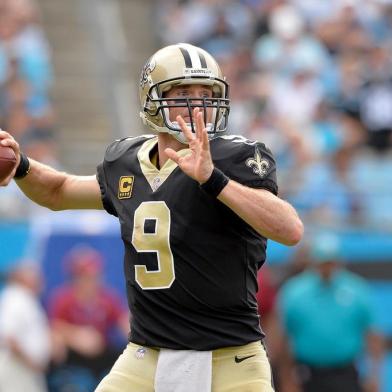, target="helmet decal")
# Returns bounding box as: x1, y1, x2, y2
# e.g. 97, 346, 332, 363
140, 58, 156, 89
179, 47, 192, 68
199, 52, 207, 68
183, 68, 213, 77
179, 44, 208, 69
